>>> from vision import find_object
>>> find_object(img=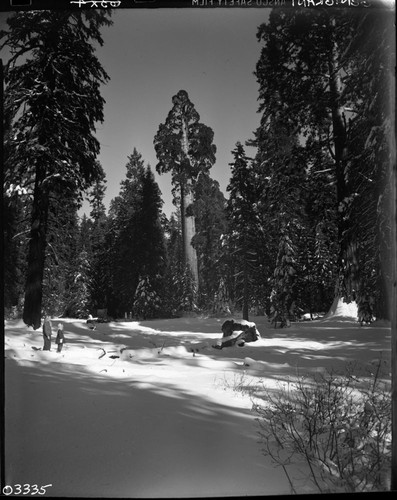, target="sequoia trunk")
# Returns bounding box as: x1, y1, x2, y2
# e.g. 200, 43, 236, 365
180, 114, 199, 284
327, 28, 356, 302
